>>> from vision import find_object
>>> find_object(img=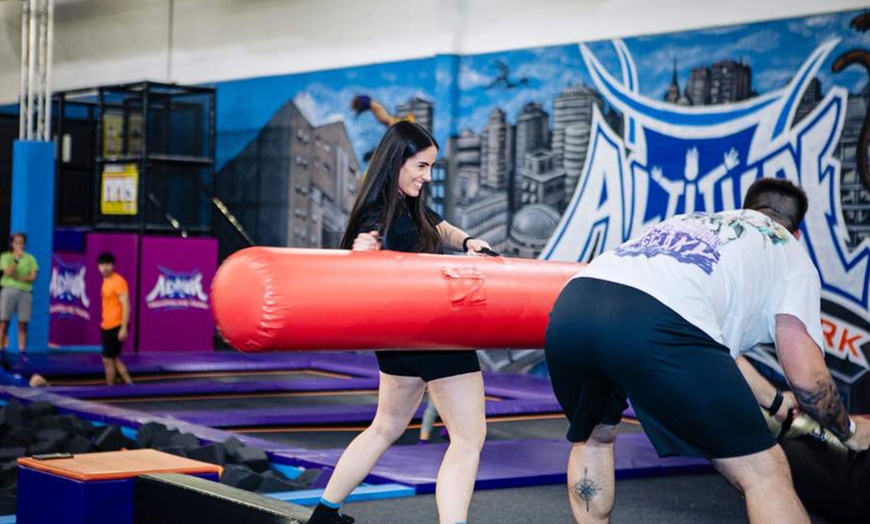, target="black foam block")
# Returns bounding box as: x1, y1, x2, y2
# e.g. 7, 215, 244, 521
256, 471, 300, 494
154, 445, 189, 458
290, 468, 319, 489
93, 425, 126, 452
0, 404, 23, 430
0, 448, 26, 462
134, 473, 311, 524
0, 461, 18, 485
222, 436, 245, 453
188, 443, 227, 466
1, 428, 35, 448
136, 422, 179, 448
0, 490, 15, 516
169, 433, 200, 450
27, 439, 60, 456
221, 464, 263, 492
37, 415, 76, 434
65, 434, 95, 454
23, 401, 55, 420
231, 447, 269, 473
35, 428, 71, 443
69, 416, 96, 437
